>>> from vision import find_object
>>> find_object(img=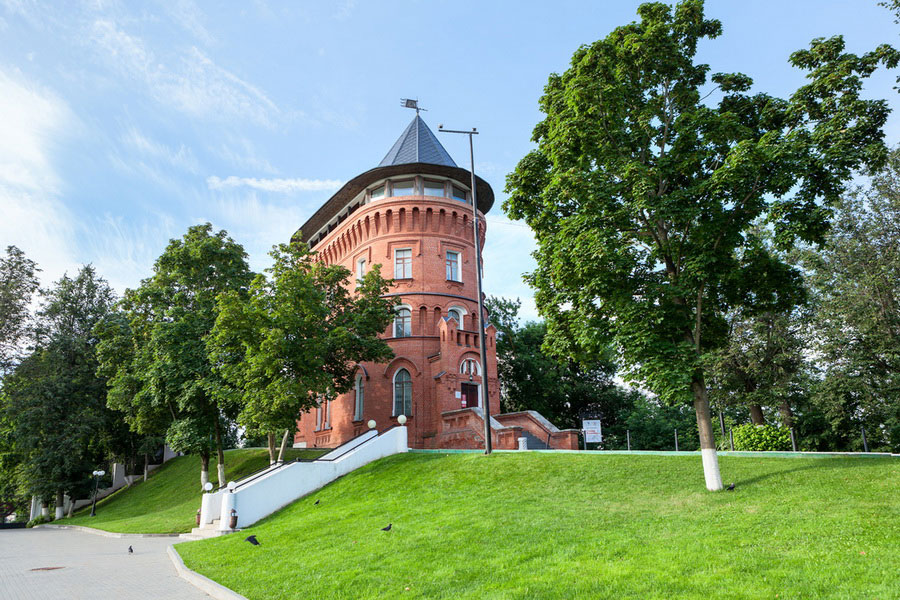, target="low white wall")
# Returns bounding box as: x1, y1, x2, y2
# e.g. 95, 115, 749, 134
219, 426, 407, 530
